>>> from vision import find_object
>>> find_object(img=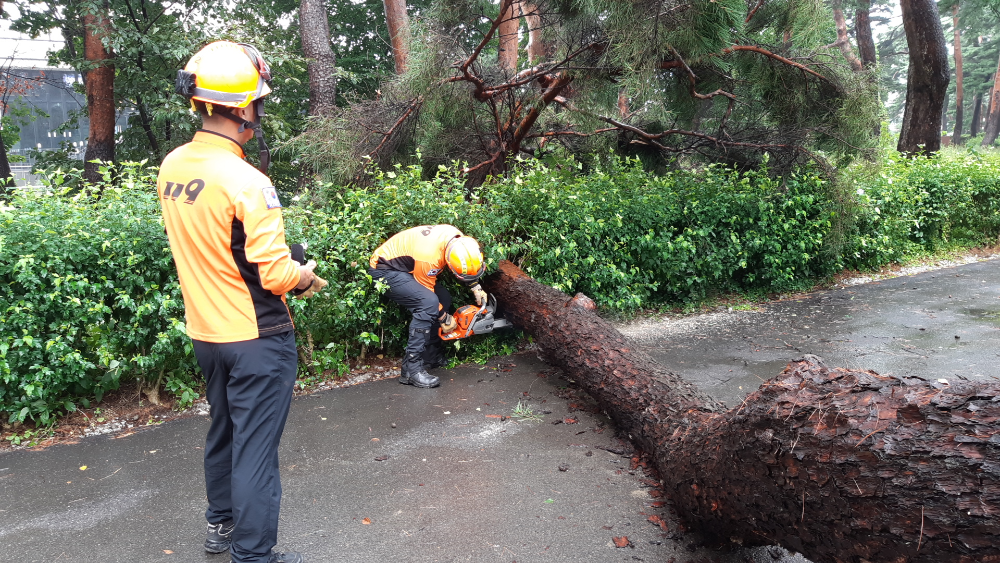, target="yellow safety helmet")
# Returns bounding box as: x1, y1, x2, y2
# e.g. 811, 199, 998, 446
175, 41, 271, 109
445, 237, 485, 283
